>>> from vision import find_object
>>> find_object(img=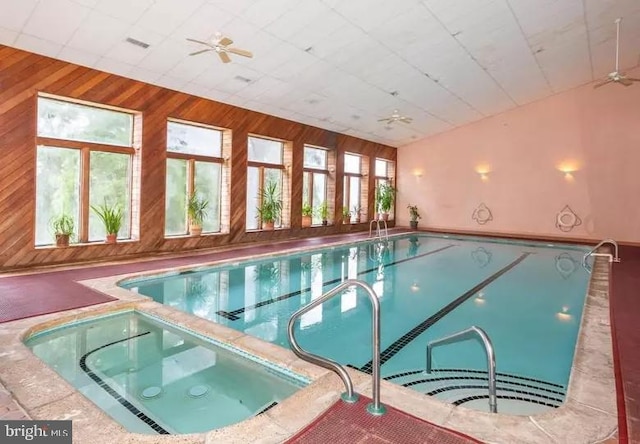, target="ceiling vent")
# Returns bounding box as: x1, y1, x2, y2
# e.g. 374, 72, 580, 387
125, 37, 150, 49
234, 75, 253, 83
